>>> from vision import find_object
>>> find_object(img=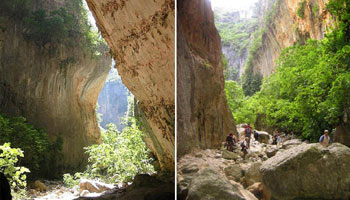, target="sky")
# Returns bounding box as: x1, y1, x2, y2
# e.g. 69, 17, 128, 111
210, 0, 259, 11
